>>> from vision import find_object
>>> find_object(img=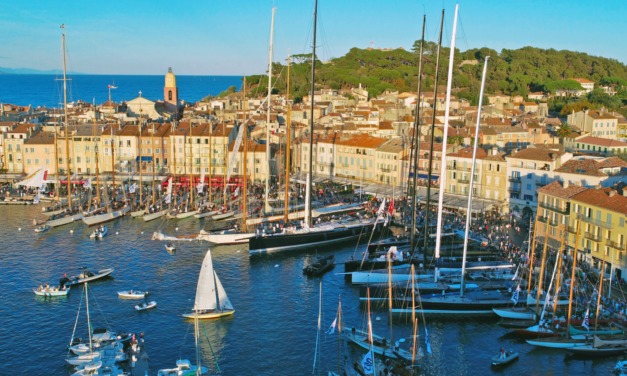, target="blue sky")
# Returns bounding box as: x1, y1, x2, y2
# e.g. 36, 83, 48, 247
1, 0, 625, 76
